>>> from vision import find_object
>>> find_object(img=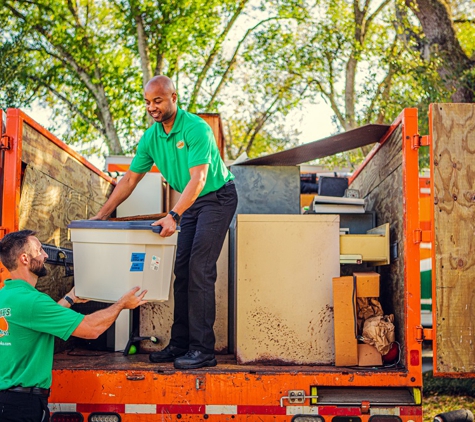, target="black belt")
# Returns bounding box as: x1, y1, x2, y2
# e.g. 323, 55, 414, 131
4, 386, 50, 397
